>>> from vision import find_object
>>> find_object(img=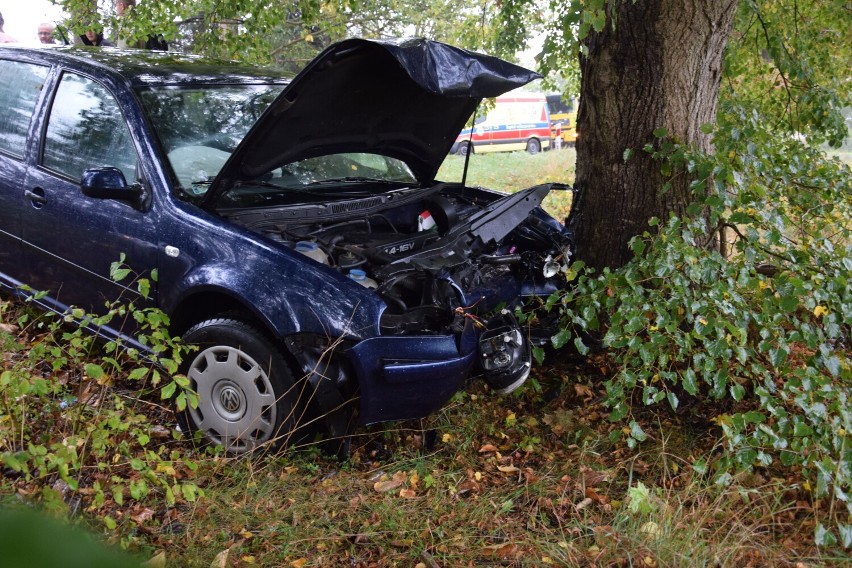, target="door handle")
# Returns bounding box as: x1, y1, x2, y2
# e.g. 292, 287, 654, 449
24, 187, 48, 207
